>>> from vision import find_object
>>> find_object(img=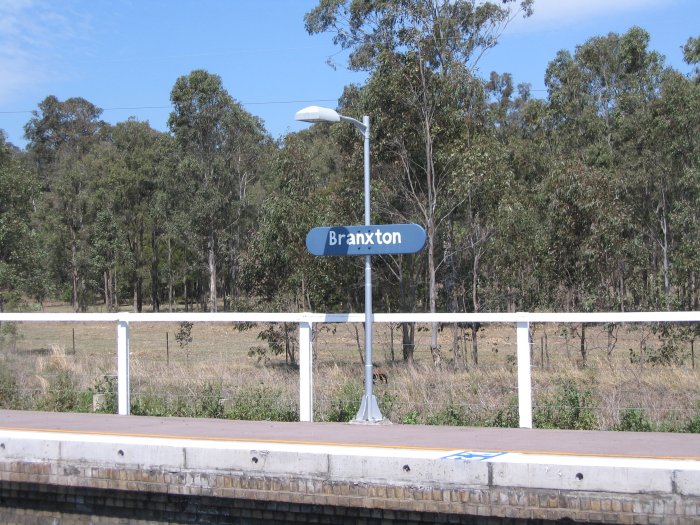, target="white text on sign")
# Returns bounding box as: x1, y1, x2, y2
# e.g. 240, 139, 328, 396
328, 229, 402, 247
